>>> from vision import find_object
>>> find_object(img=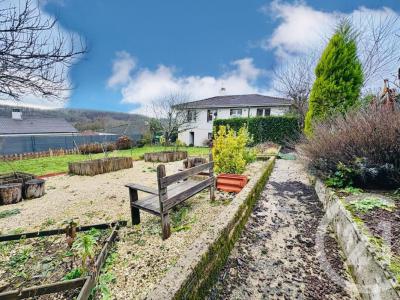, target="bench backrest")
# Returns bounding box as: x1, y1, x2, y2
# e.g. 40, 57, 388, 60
157, 162, 213, 189
156, 160, 214, 212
